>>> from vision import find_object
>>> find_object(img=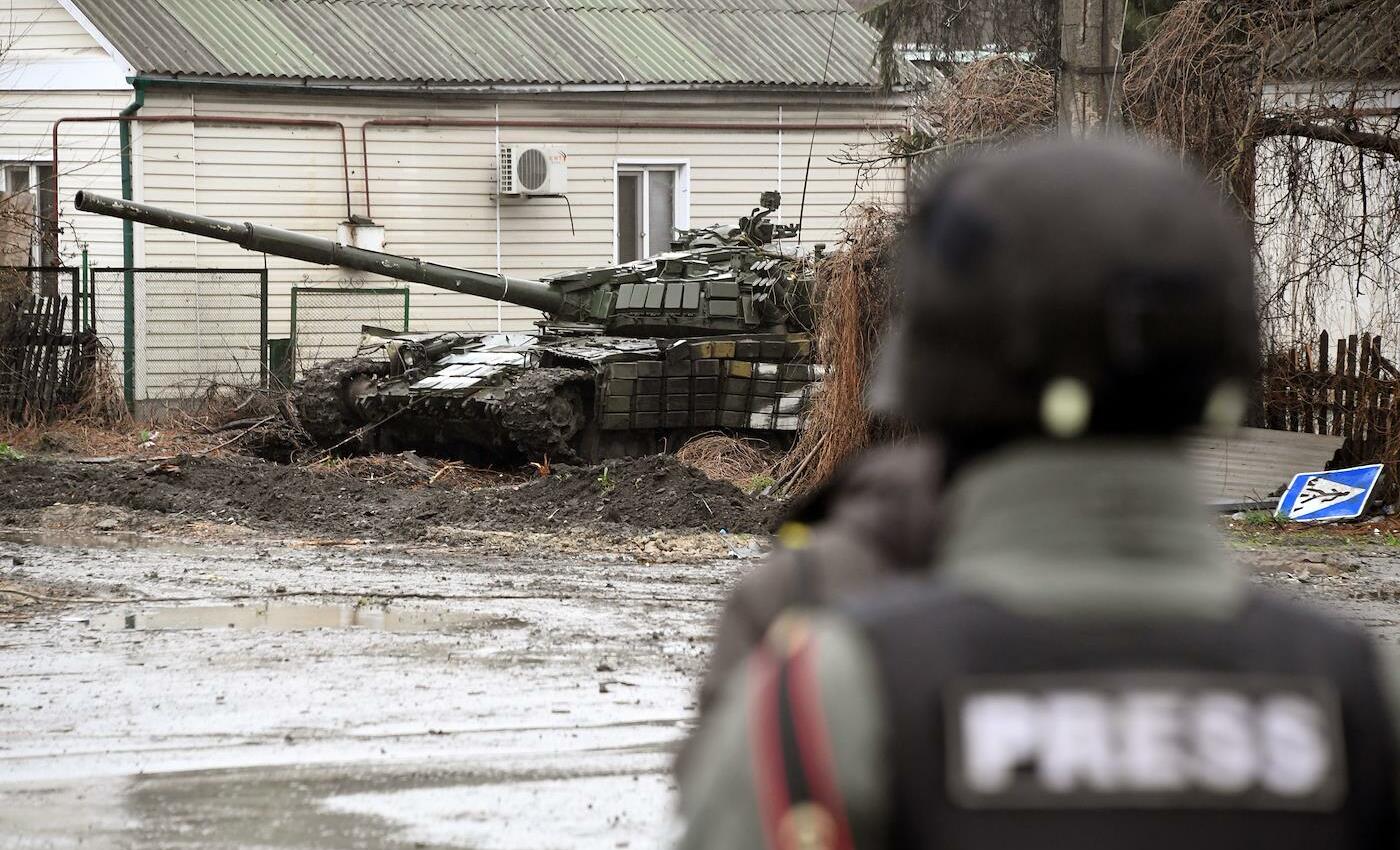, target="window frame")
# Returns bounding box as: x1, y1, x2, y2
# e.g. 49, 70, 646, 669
2, 161, 60, 272
613, 159, 690, 263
